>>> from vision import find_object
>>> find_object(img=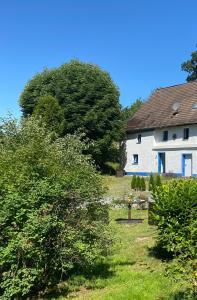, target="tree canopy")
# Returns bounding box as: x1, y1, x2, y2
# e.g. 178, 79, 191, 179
19, 60, 123, 172
121, 98, 143, 123
33, 95, 65, 135
181, 45, 197, 81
